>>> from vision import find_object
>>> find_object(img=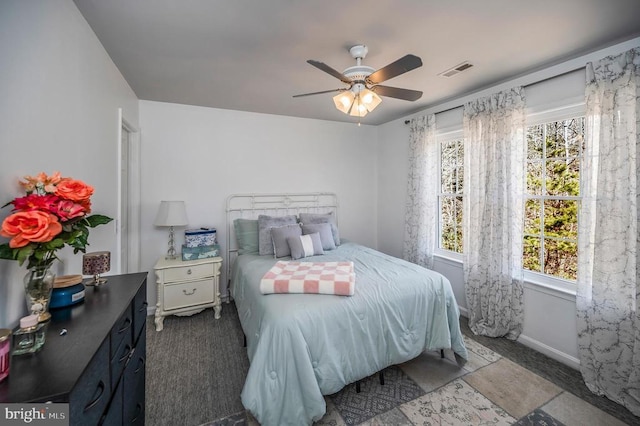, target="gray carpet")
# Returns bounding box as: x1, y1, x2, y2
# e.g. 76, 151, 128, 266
145, 304, 639, 426
145, 305, 249, 426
